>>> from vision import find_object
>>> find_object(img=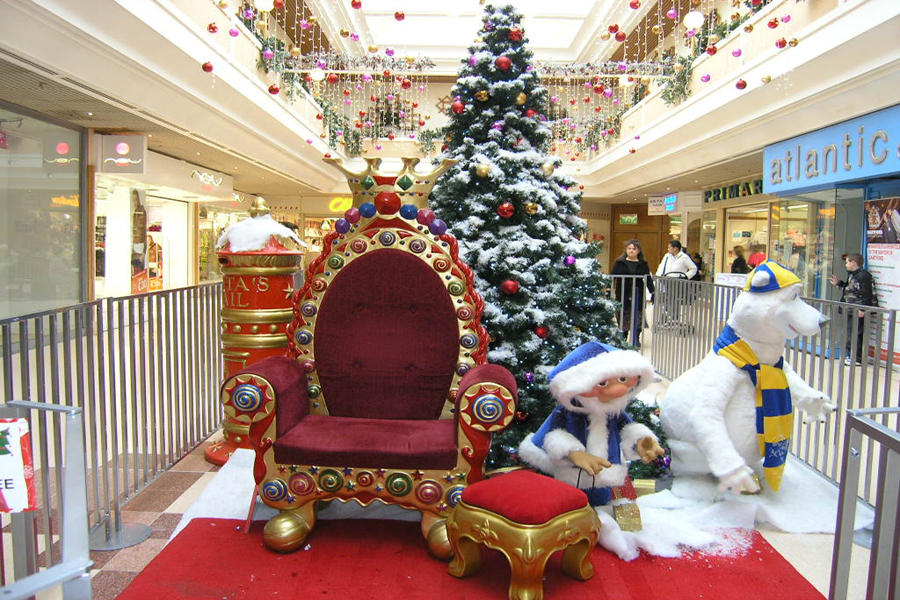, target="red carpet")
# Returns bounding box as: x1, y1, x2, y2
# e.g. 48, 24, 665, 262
119, 519, 825, 599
